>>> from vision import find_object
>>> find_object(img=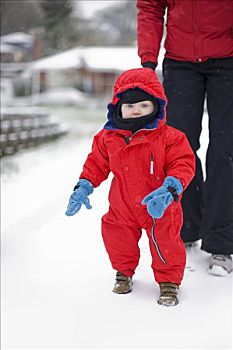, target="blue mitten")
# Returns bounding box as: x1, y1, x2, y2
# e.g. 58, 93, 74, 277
141, 176, 183, 218
65, 179, 93, 216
